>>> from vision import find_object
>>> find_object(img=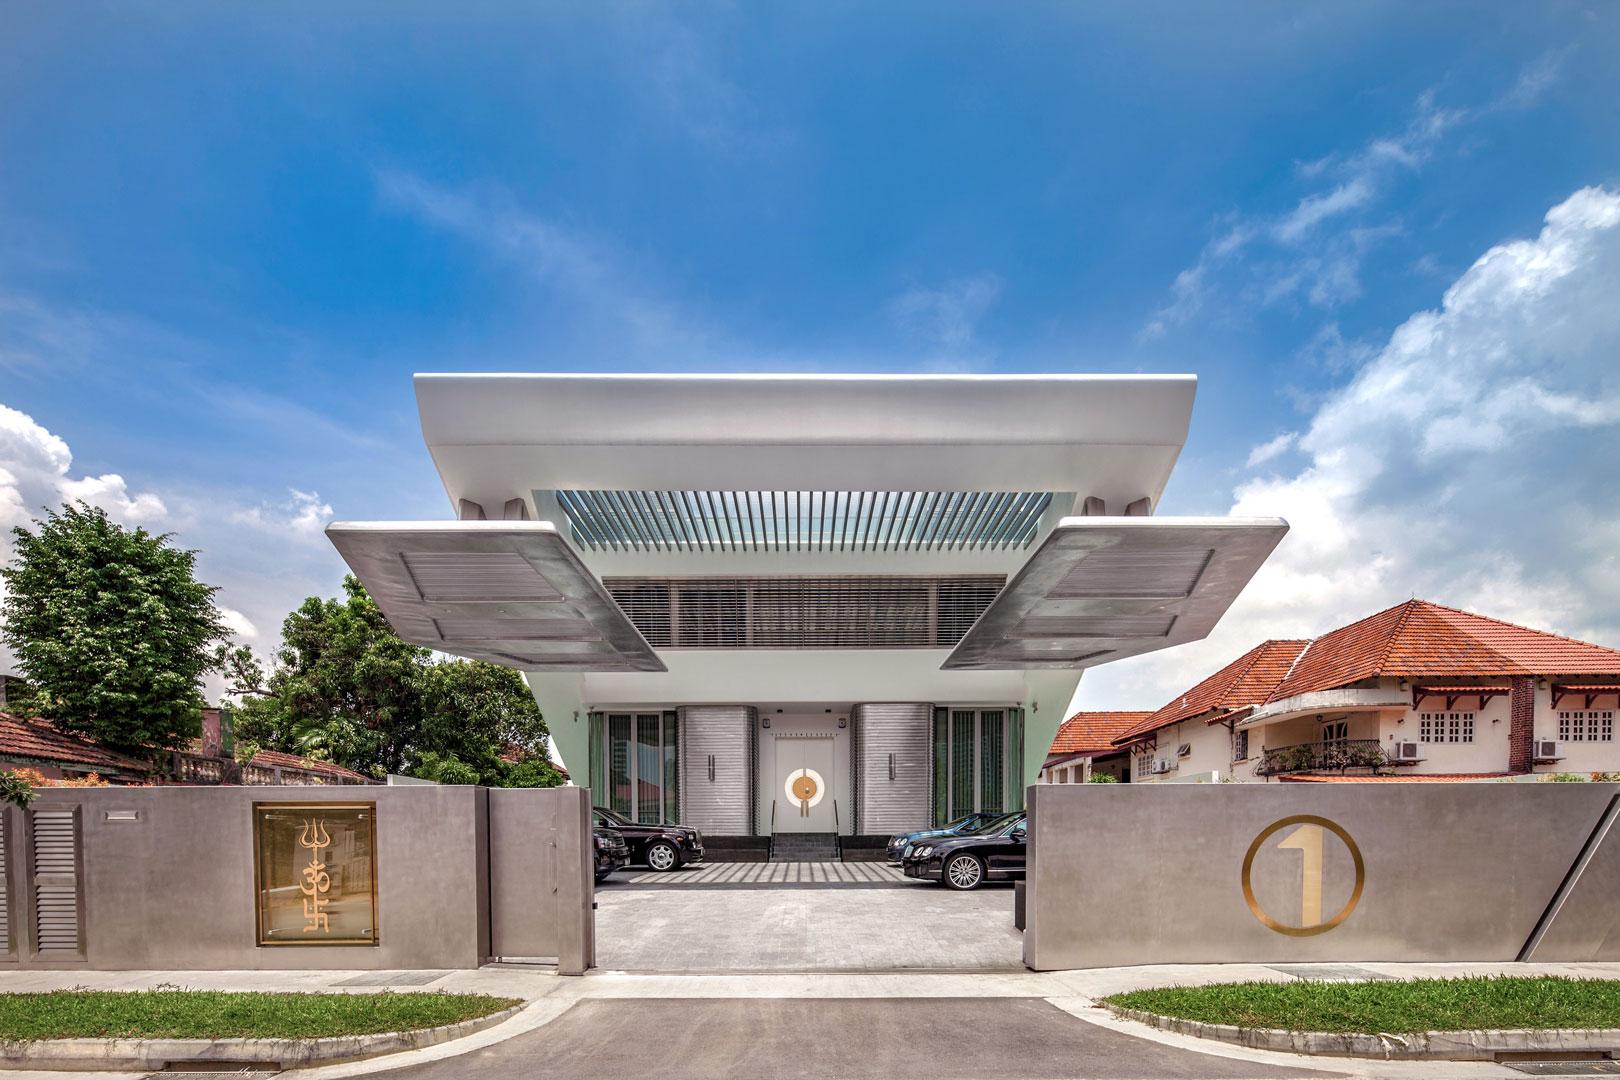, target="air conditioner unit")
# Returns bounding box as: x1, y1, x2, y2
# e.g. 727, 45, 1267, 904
1392, 741, 1423, 762
1535, 740, 1562, 761
1151, 759, 1171, 774
1176, 743, 1192, 758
